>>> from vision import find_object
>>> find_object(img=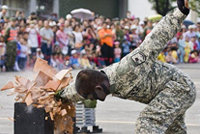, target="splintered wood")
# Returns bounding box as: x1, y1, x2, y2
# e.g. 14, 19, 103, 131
0, 58, 74, 134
